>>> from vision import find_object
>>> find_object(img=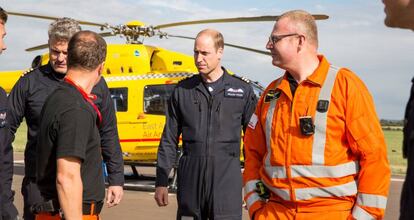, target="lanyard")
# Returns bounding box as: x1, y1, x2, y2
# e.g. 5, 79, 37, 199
64, 77, 102, 126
